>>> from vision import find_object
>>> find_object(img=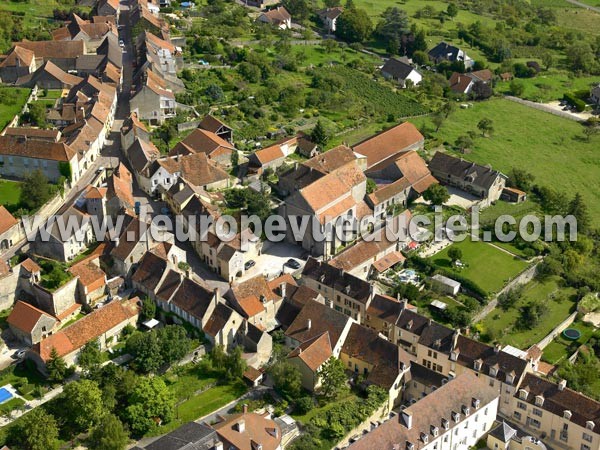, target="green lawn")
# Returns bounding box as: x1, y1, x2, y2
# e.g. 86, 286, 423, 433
495, 71, 600, 102
0, 88, 30, 131
410, 98, 600, 224
150, 381, 247, 436
478, 277, 577, 349
431, 238, 528, 294
542, 321, 597, 364
0, 180, 22, 207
